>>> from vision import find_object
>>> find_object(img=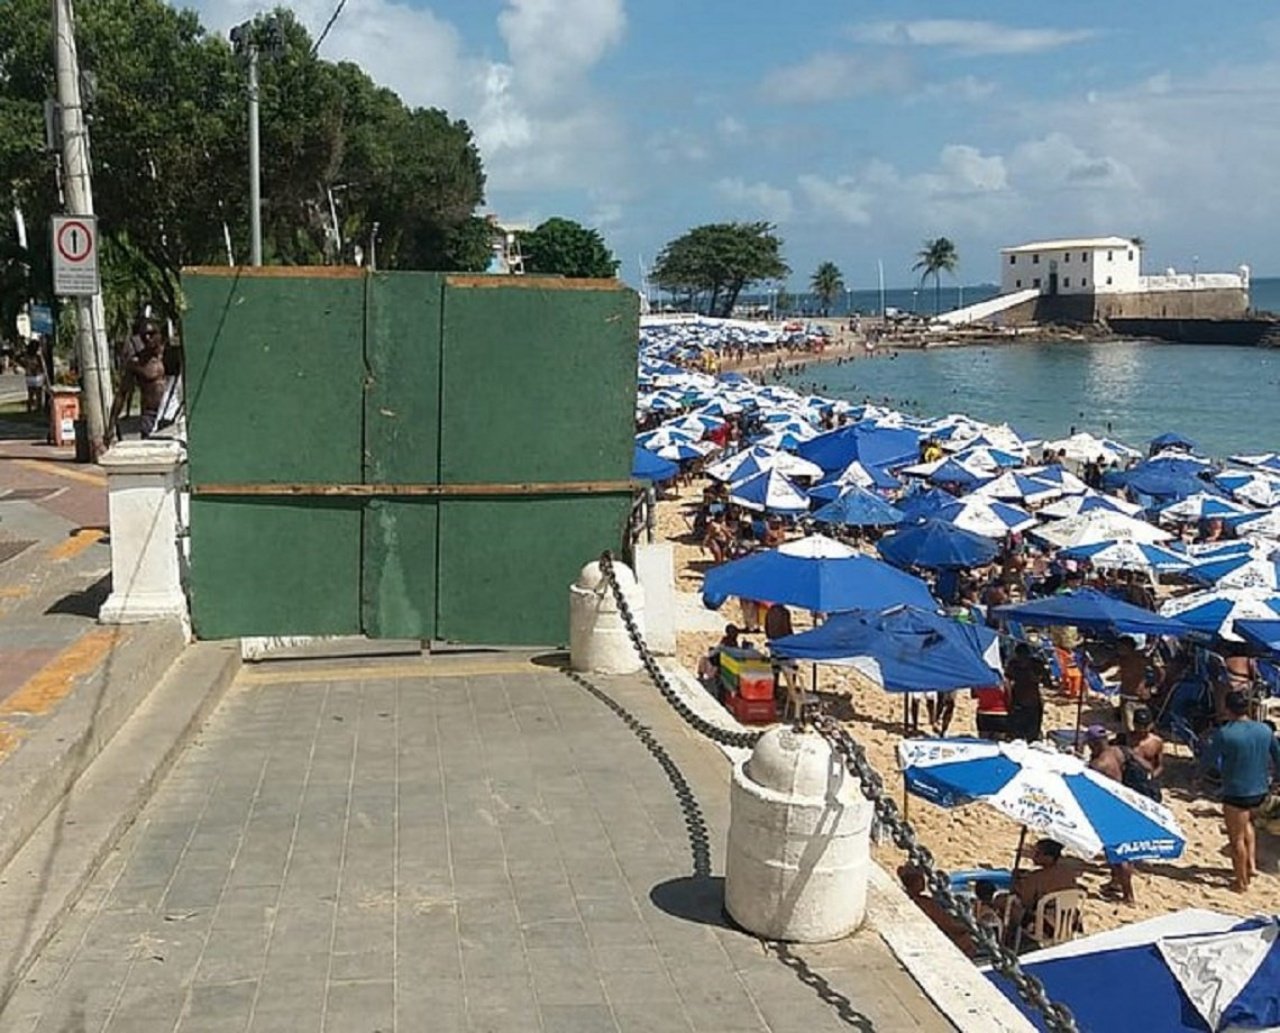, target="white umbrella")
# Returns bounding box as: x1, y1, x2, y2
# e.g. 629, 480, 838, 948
1038, 490, 1144, 520
1160, 588, 1280, 642
776, 534, 855, 559
1233, 509, 1280, 541
971, 470, 1063, 505
936, 497, 1037, 538
1033, 510, 1173, 548
1040, 432, 1121, 463
728, 468, 810, 514
1158, 493, 1250, 524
